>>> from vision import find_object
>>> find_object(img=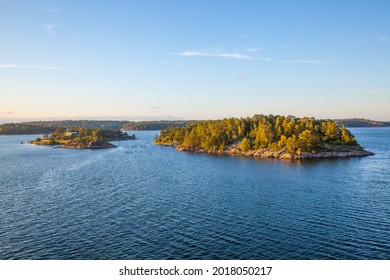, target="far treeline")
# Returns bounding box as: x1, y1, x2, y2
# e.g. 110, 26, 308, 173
334, 119, 390, 127
0, 120, 193, 135
121, 120, 193, 131
0, 118, 389, 135
155, 115, 360, 154
0, 120, 128, 135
